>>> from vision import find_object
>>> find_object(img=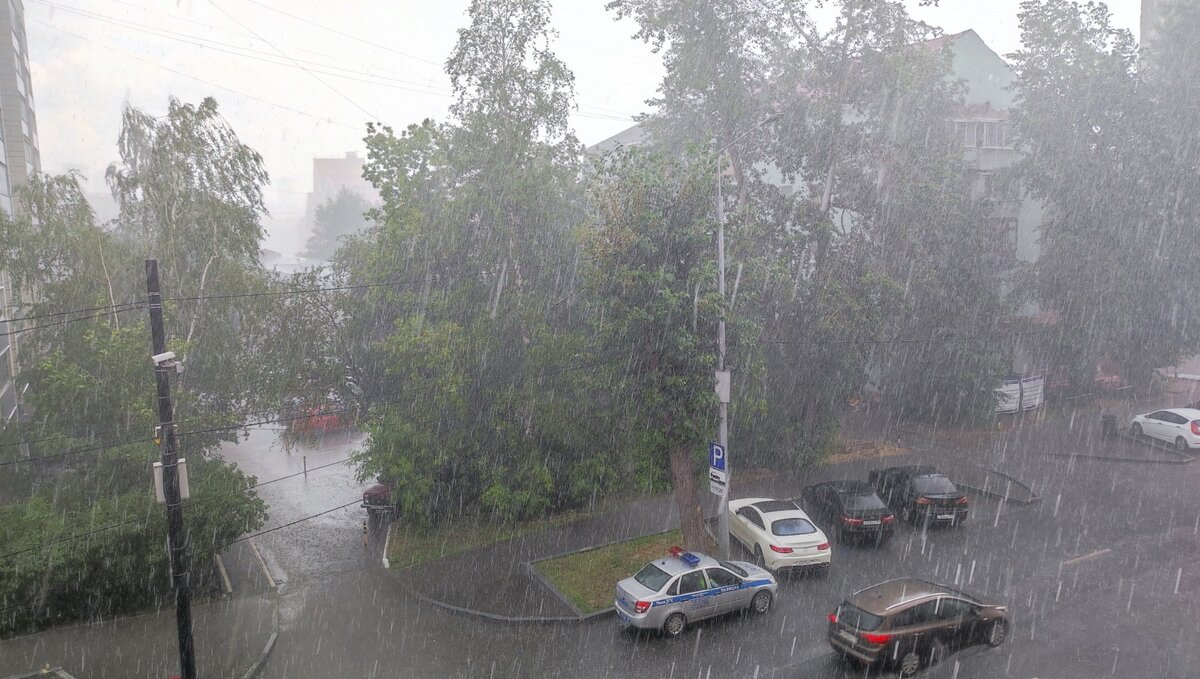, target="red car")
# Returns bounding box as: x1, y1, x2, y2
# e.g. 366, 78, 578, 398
290, 403, 353, 435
